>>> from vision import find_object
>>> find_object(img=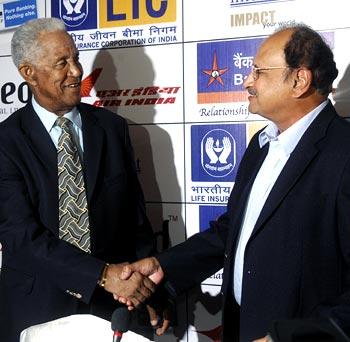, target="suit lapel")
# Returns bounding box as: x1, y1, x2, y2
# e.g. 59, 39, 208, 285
79, 104, 104, 203
20, 103, 59, 230
251, 103, 336, 238
20, 103, 57, 169
22, 103, 104, 204
226, 137, 269, 253
232, 141, 269, 224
